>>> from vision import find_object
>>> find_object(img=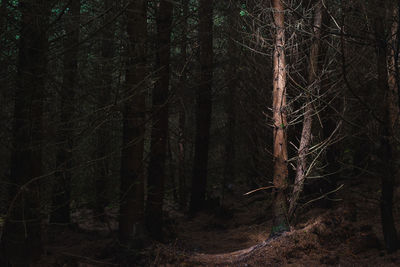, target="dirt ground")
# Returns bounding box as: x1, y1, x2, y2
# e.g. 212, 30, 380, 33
32, 175, 400, 266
